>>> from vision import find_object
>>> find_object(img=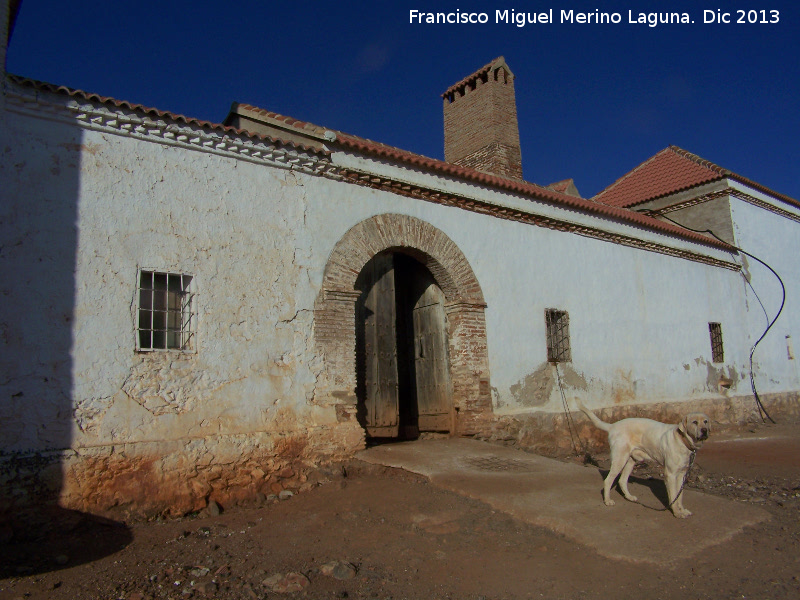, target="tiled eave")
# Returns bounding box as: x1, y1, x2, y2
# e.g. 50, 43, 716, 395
335, 164, 738, 272
3, 75, 739, 265
333, 134, 733, 253
668, 146, 800, 211
643, 187, 800, 226
5, 75, 334, 175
